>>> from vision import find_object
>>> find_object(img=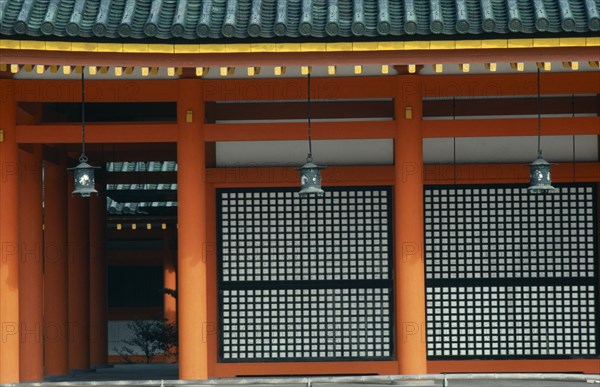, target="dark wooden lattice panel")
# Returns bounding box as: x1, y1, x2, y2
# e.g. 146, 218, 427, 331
217, 186, 394, 362
425, 184, 599, 360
